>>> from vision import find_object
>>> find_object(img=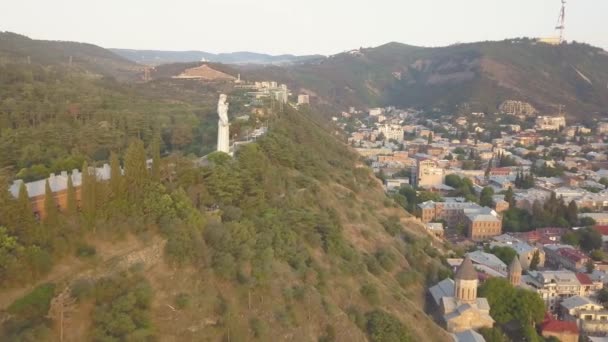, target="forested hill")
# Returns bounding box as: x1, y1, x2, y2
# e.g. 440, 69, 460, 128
0, 104, 451, 341
0, 57, 229, 182
240, 39, 608, 119
0, 32, 140, 80
110, 48, 324, 66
